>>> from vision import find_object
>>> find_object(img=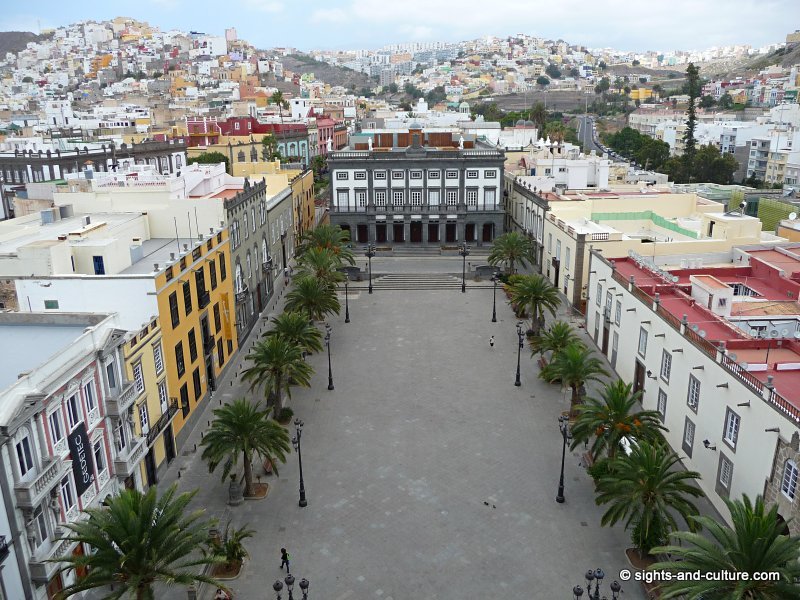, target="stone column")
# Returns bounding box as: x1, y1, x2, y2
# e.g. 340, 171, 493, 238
403, 221, 410, 244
